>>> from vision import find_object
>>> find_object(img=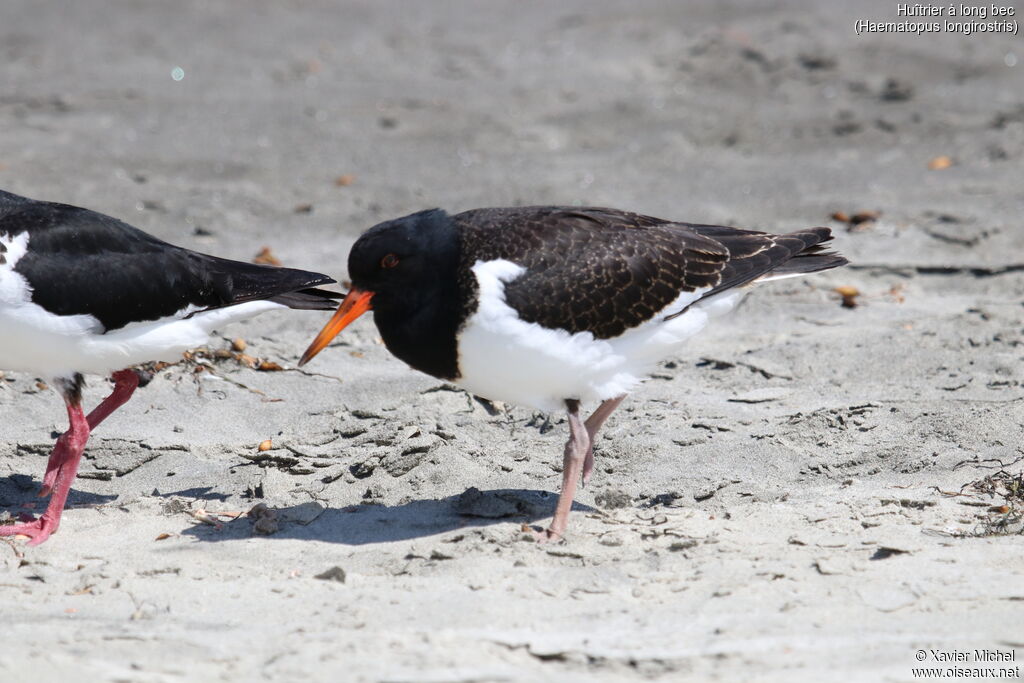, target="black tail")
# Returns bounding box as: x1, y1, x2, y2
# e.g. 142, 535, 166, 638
186, 256, 344, 316
759, 228, 848, 280
685, 225, 847, 297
